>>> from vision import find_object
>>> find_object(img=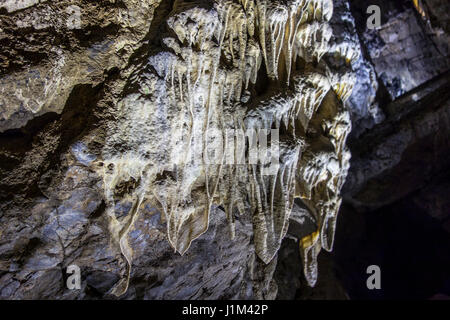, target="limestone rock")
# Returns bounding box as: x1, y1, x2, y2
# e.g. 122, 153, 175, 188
0, 0, 360, 299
